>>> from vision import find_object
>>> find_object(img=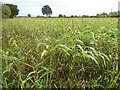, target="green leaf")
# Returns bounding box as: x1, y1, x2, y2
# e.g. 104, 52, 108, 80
27, 71, 36, 77
75, 39, 85, 46
85, 54, 99, 66
58, 44, 71, 51
41, 50, 47, 59
99, 52, 110, 61
76, 44, 84, 52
